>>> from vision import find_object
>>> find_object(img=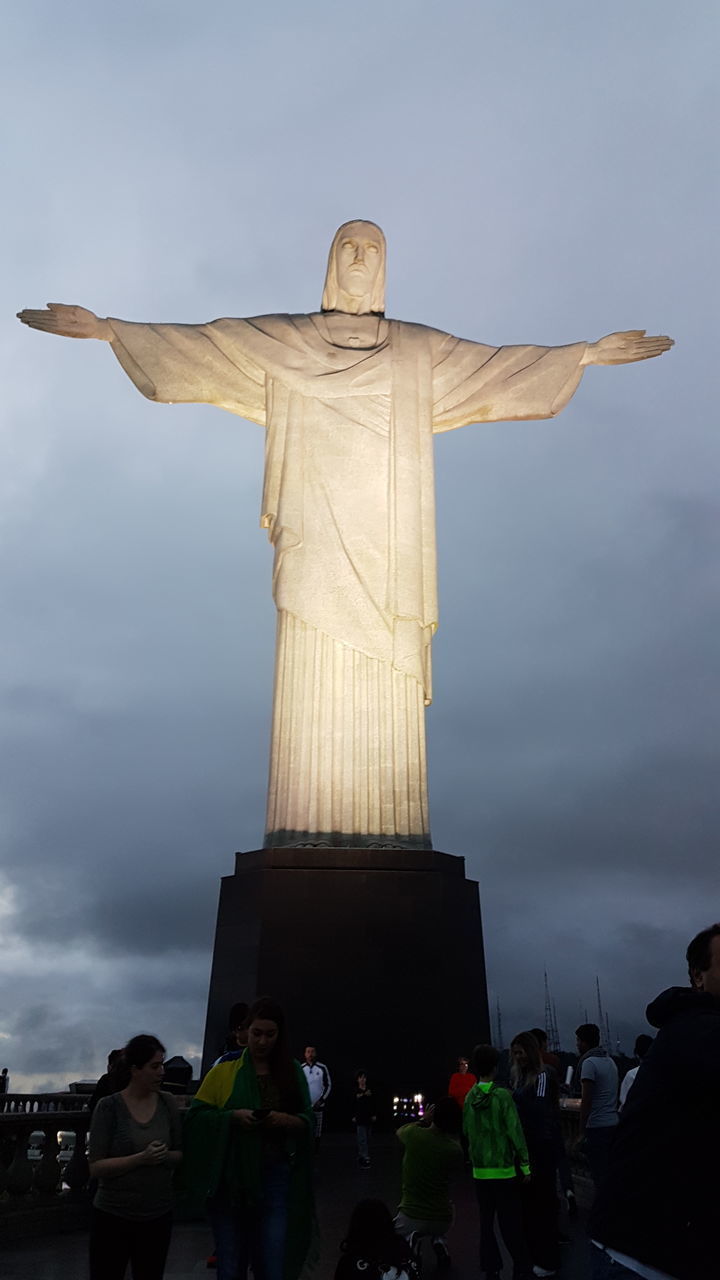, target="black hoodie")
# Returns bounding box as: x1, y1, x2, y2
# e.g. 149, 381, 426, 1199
589, 986, 720, 1279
